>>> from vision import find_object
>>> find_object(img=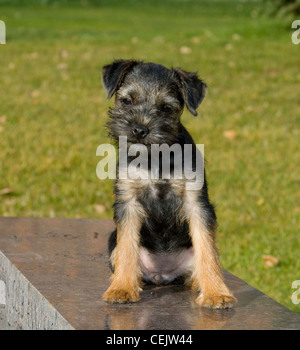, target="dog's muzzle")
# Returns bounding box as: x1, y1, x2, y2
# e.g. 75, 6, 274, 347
132, 124, 150, 139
